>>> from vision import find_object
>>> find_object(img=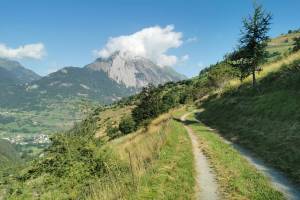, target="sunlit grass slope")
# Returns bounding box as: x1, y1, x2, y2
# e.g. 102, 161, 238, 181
267, 31, 300, 56
88, 110, 195, 200
228, 51, 300, 89
198, 53, 300, 184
